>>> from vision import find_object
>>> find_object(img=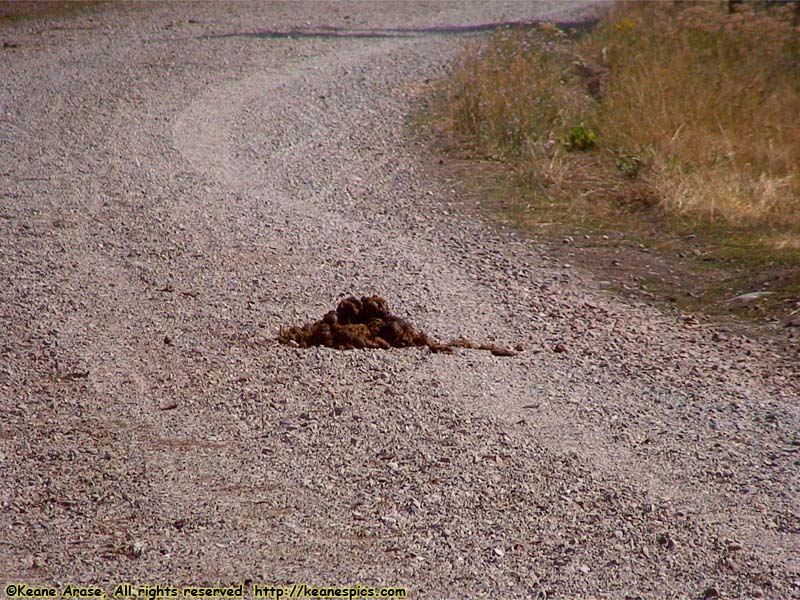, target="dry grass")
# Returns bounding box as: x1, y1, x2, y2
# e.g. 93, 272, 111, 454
0, 1, 104, 23
438, 1, 800, 232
